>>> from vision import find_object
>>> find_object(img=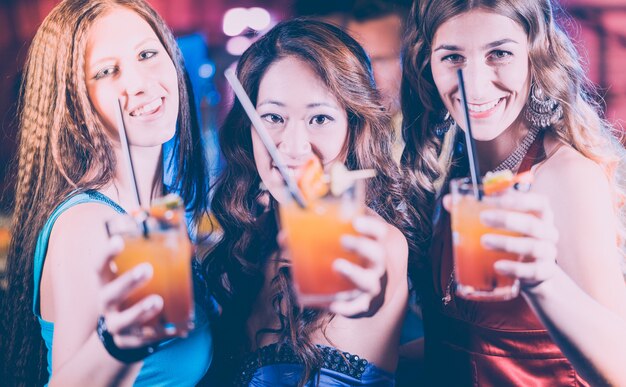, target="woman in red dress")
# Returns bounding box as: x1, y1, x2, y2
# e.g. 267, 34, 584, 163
401, 0, 626, 385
